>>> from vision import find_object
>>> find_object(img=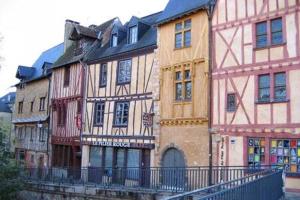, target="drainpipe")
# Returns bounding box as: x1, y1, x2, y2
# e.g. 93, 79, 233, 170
207, 0, 215, 187
46, 75, 51, 167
